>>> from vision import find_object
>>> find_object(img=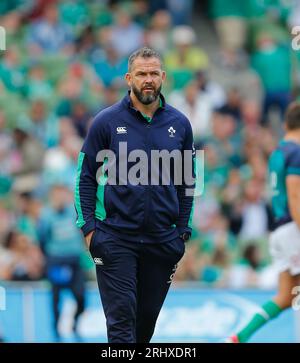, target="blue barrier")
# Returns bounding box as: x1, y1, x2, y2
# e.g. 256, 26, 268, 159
0, 284, 298, 342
